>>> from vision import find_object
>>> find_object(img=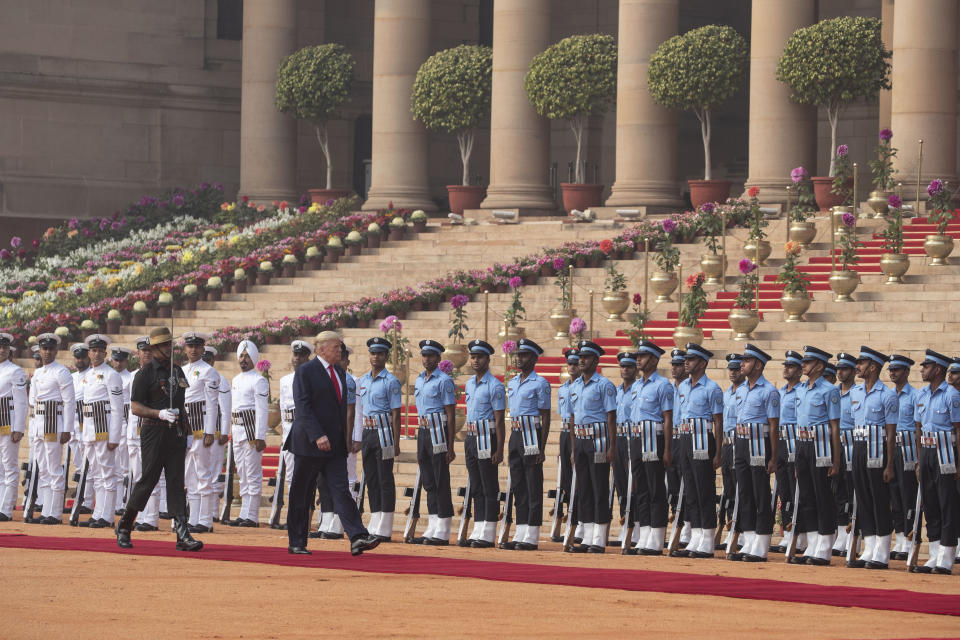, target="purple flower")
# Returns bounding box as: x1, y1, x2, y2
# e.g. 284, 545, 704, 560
298, 206, 307, 214
68, 218, 78, 230
75, 287, 82, 296
879, 129, 893, 142
10, 237, 21, 249
0, 249, 10, 260
99, 218, 109, 230
928, 179, 944, 198
32, 239, 39, 249
791, 167, 807, 184
325, 199, 335, 207
661, 219, 677, 234
836, 144, 848, 157
214, 182, 223, 191
552, 257, 565, 271
508, 276, 523, 289
300, 194, 310, 205
199, 182, 211, 190
110, 221, 122, 230
841, 212, 855, 228
438, 360, 454, 375
501, 340, 517, 354
172, 194, 185, 207
738, 258, 757, 275
450, 294, 469, 309
569, 316, 586, 335
700, 202, 715, 214
888, 194, 902, 209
